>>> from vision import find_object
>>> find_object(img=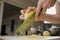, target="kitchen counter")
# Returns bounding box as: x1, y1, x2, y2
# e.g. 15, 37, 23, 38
0, 36, 60, 40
